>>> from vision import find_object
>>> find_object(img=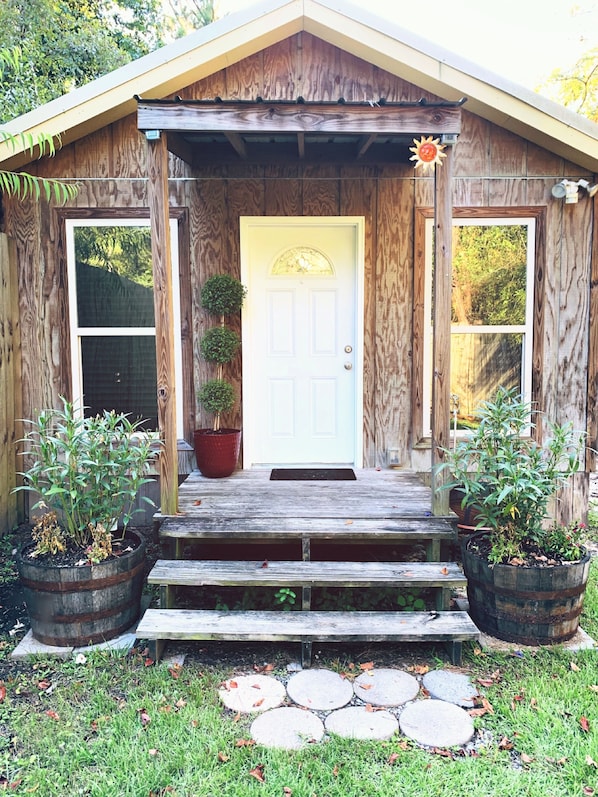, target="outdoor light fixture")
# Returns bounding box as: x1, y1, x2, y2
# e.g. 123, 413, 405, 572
551, 178, 598, 203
